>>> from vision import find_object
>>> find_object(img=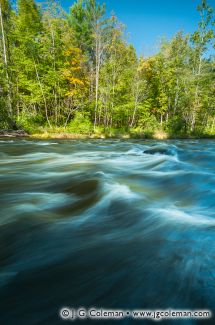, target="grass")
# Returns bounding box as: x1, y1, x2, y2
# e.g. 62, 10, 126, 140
29, 127, 169, 140
2, 124, 214, 140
